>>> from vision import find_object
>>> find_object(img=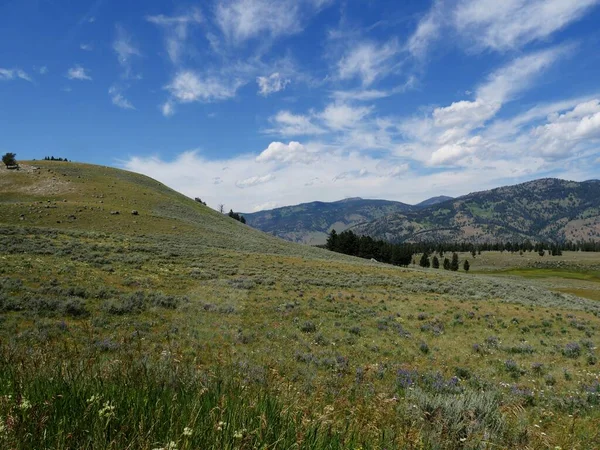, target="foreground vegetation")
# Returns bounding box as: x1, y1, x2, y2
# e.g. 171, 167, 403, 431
1, 162, 600, 448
